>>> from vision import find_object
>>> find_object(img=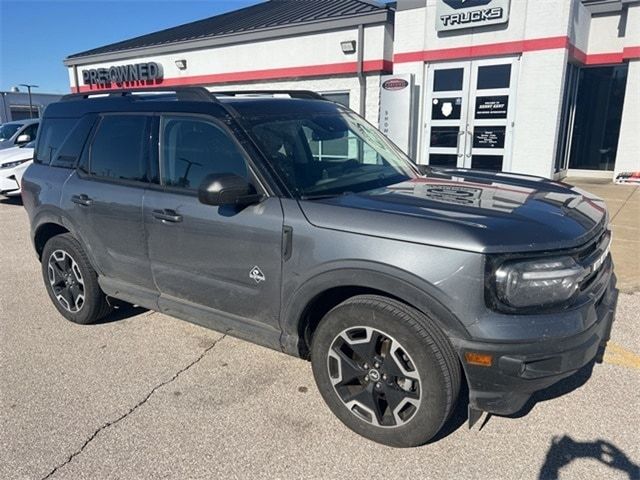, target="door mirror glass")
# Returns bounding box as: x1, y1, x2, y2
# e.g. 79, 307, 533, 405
198, 173, 260, 207
16, 133, 31, 144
